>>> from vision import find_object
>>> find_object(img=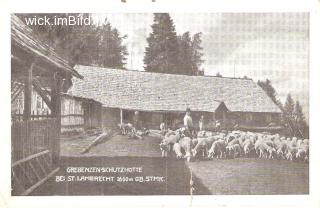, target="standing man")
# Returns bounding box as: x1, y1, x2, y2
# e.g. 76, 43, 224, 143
160, 122, 166, 135
199, 115, 204, 131
133, 111, 141, 130
184, 108, 194, 138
